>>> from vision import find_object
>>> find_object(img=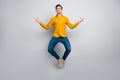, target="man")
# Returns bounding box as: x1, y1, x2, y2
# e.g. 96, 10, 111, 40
34, 4, 84, 68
